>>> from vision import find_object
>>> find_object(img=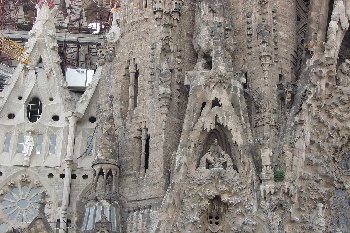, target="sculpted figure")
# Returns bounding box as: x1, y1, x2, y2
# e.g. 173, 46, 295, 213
199, 139, 234, 170
336, 59, 350, 86
257, 18, 271, 46
23, 131, 34, 166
